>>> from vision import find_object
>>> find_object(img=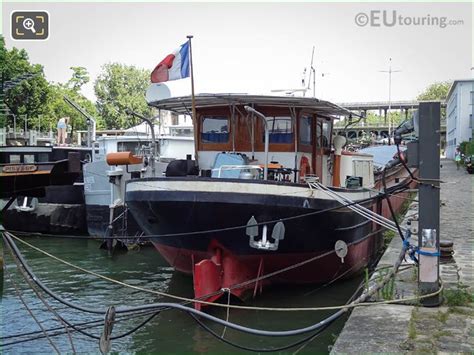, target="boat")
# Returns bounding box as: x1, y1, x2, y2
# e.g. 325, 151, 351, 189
125, 94, 416, 308
83, 132, 194, 239
0, 147, 87, 234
